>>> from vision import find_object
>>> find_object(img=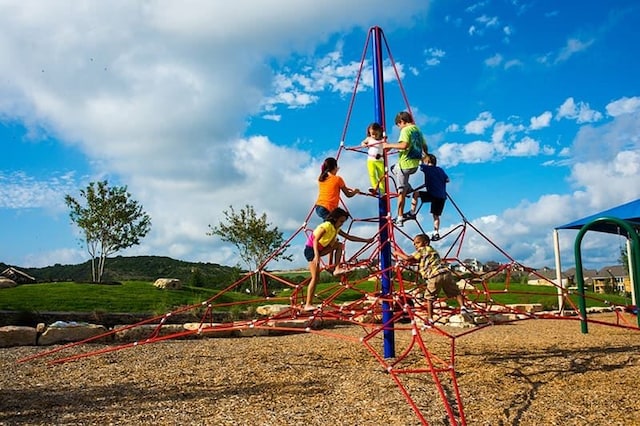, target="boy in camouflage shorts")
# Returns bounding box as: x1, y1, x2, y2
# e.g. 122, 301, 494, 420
394, 234, 469, 321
